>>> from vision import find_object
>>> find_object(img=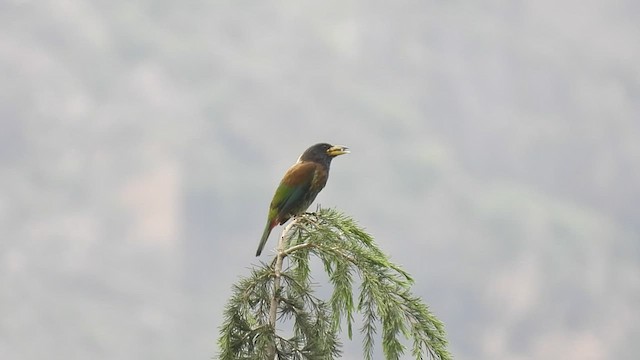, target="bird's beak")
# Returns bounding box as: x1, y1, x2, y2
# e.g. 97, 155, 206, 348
327, 145, 350, 157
